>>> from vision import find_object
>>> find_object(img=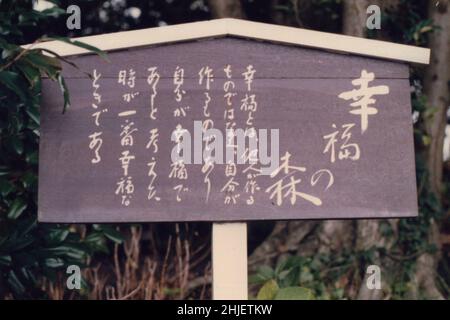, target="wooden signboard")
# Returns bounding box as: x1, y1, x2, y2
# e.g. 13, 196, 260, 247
34, 19, 430, 299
